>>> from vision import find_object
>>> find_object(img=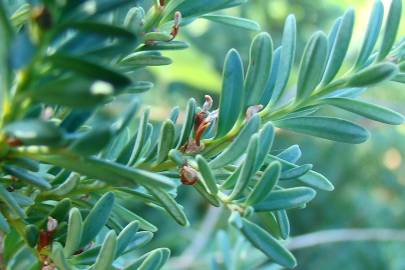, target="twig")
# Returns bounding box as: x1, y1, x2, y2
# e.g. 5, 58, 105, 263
286, 228, 405, 250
